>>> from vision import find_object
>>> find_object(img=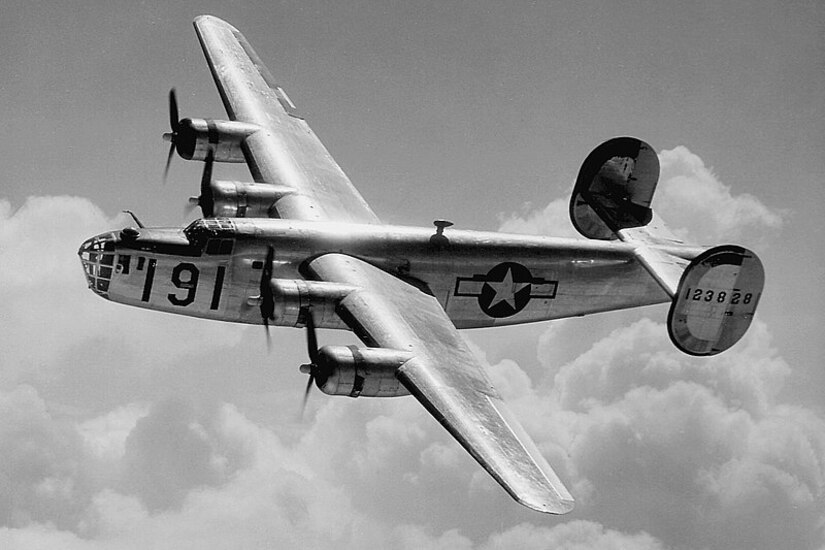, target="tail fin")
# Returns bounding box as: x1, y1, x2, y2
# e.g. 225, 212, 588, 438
570, 136, 659, 241
570, 137, 764, 356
